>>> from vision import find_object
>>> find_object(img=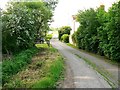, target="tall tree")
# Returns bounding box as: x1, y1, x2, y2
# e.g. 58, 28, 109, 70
2, 1, 56, 54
